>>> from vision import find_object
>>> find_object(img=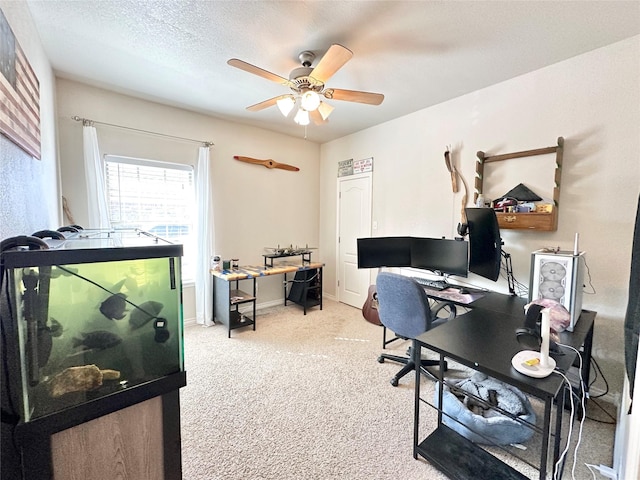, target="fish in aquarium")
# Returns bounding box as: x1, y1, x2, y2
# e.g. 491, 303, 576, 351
123, 274, 140, 296
129, 300, 164, 330
49, 318, 63, 337
99, 293, 128, 320
110, 277, 127, 291
72, 330, 123, 351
